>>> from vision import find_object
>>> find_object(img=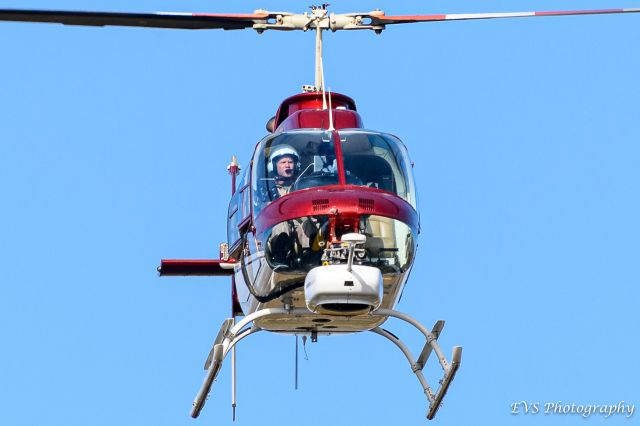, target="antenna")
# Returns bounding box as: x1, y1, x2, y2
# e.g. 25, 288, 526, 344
231, 342, 237, 420
294, 335, 299, 390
